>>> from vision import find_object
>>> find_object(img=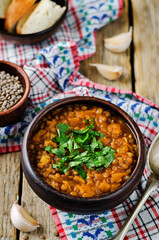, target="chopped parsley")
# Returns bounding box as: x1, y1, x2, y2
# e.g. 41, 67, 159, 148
44, 118, 115, 180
